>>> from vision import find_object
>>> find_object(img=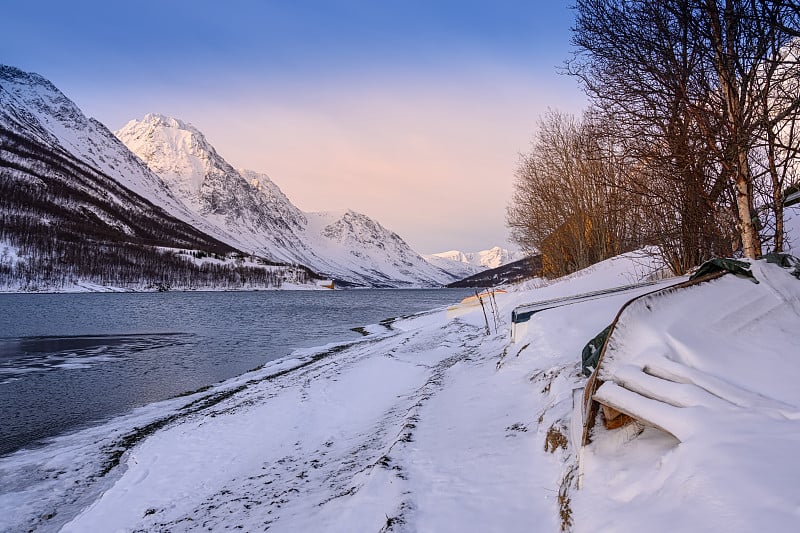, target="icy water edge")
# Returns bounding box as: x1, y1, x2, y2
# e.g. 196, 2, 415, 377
0, 289, 471, 456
